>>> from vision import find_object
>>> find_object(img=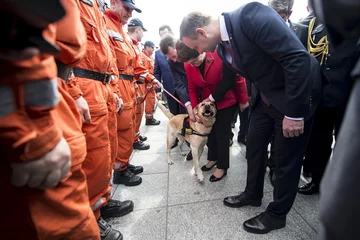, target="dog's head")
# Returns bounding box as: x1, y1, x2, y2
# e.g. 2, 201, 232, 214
194, 101, 217, 126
